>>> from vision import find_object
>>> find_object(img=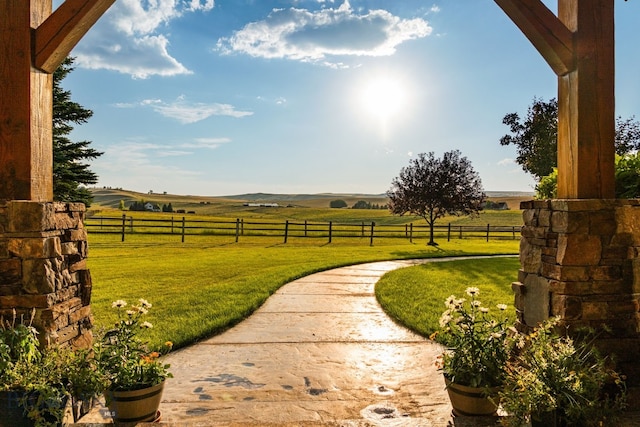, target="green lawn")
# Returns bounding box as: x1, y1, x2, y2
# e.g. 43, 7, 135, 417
88, 233, 519, 350
375, 257, 520, 338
